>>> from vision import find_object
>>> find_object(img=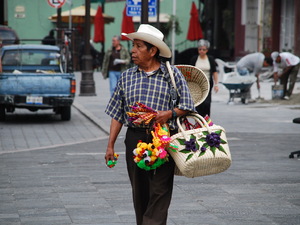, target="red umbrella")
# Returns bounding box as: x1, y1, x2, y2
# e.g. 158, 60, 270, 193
187, 2, 203, 41
93, 6, 105, 43
121, 5, 135, 41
